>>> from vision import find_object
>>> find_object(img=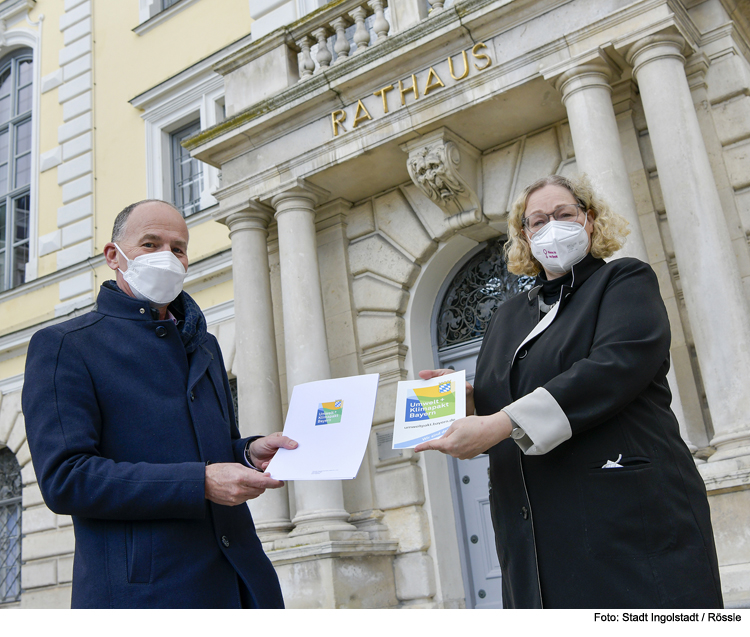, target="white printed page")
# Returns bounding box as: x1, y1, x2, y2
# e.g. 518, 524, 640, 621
265, 373, 379, 480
